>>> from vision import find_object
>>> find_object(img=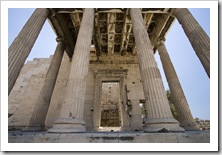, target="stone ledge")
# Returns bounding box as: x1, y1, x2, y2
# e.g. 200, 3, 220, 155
8, 131, 209, 143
